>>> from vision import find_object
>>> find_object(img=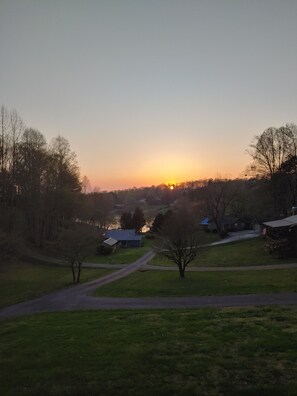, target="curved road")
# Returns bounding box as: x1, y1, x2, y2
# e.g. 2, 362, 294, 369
1, 248, 297, 320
